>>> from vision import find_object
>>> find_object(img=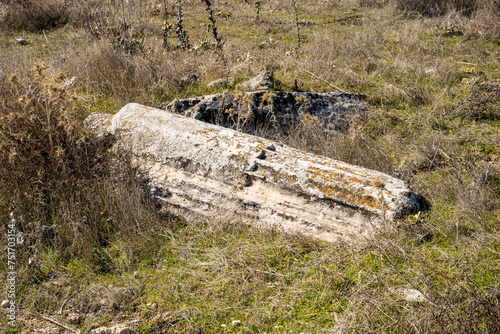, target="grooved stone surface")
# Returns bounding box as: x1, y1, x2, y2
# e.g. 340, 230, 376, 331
86, 103, 429, 243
